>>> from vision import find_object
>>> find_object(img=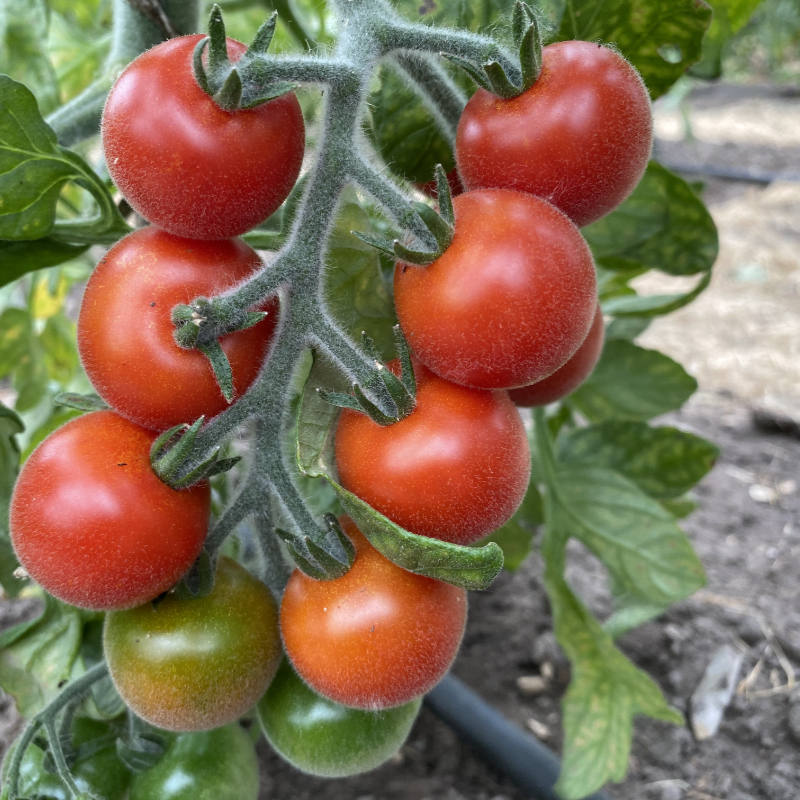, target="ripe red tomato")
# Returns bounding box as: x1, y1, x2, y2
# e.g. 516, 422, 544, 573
456, 41, 653, 227
509, 305, 604, 407
105, 556, 281, 732
102, 35, 305, 240
394, 189, 597, 390
78, 227, 278, 431
281, 517, 467, 710
9, 411, 209, 610
335, 359, 530, 545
